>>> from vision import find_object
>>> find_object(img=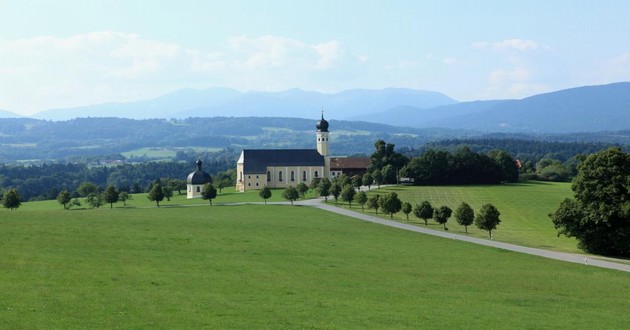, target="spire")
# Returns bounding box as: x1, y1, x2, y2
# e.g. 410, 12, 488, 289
196, 159, 202, 171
